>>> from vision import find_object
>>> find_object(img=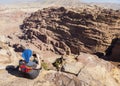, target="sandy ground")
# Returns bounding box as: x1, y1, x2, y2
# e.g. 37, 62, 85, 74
0, 2, 48, 35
